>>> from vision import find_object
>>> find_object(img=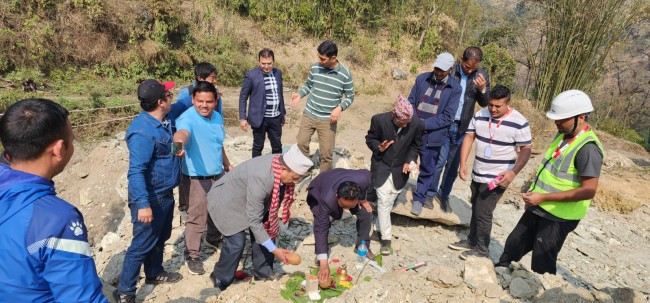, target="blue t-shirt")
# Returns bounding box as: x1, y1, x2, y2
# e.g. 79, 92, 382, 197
176, 108, 225, 176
